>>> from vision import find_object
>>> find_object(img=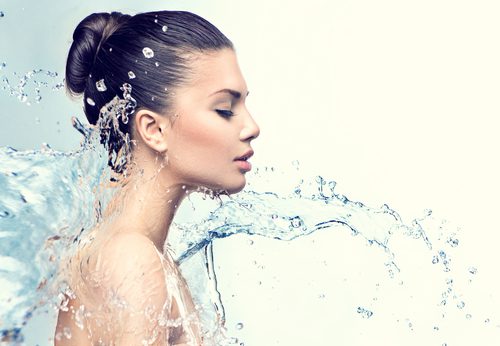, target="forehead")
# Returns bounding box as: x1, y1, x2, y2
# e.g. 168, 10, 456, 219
186, 49, 247, 95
